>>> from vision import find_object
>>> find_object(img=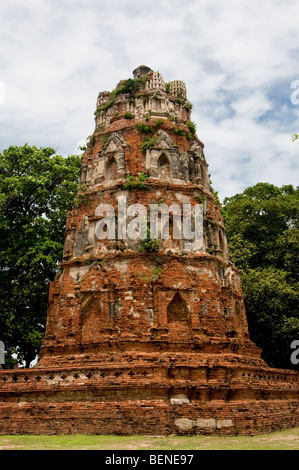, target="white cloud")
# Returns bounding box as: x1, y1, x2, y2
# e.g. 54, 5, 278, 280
0, 0, 298, 200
